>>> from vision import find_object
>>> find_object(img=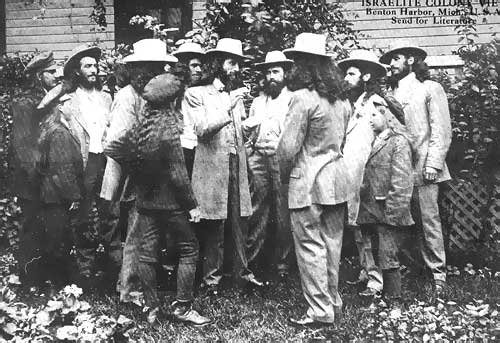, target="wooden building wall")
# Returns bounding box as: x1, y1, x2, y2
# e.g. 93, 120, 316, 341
5, 0, 114, 60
